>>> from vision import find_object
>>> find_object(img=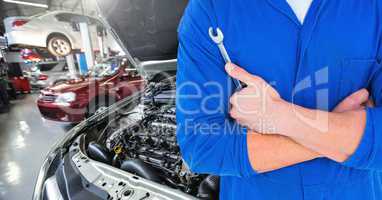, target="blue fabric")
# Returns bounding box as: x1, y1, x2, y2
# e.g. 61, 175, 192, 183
176, 0, 382, 199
